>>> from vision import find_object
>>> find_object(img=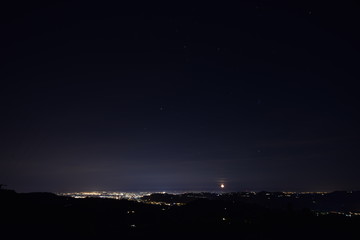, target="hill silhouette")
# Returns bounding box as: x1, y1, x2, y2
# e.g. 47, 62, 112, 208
1, 188, 359, 240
